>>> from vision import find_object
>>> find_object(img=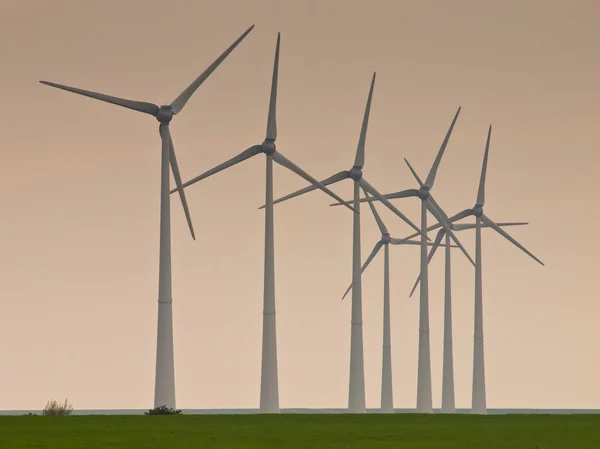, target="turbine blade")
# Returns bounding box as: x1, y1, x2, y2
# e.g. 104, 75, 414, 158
353, 72, 376, 168
342, 240, 384, 300
272, 153, 355, 212
446, 208, 476, 224
390, 238, 450, 247
400, 208, 475, 241
171, 145, 262, 193
170, 25, 255, 115
261, 170, 350, 209
160, 125, 195, 239
39, 81, 159, 116
265, 33, 280, 141
452, 221, 528, 231
424, 106, 462, 188
481, 214, 544, 266
426, 198, 474, 266
409, 229, 446, 297
476, 125, 492, 206
494, 221, 529, 227
404, 159, 424, 187
359, 178, 424, 238
427, 193, 449, 221
362, 190, 388, 235
451, 223, 476, 231
329, 188, 419, 207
